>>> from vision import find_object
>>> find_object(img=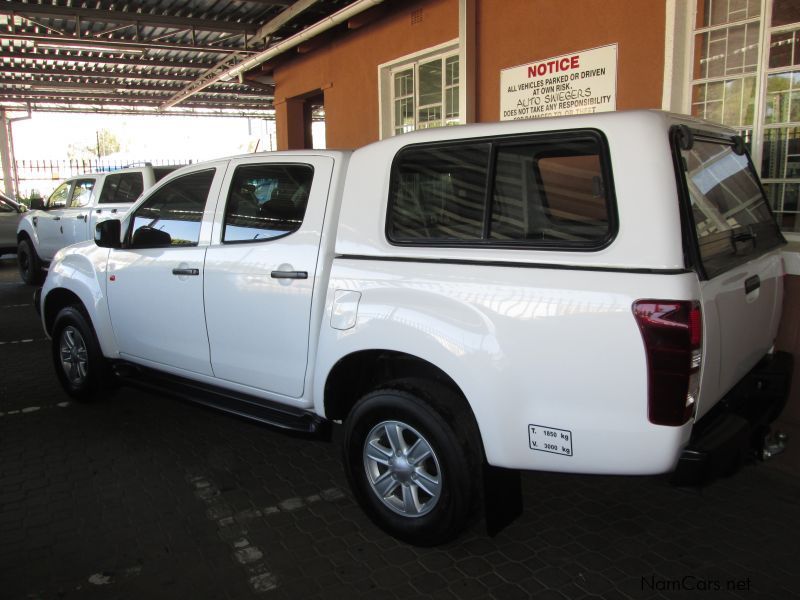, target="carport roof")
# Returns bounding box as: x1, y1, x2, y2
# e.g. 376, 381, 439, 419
0, 0, 362, 118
